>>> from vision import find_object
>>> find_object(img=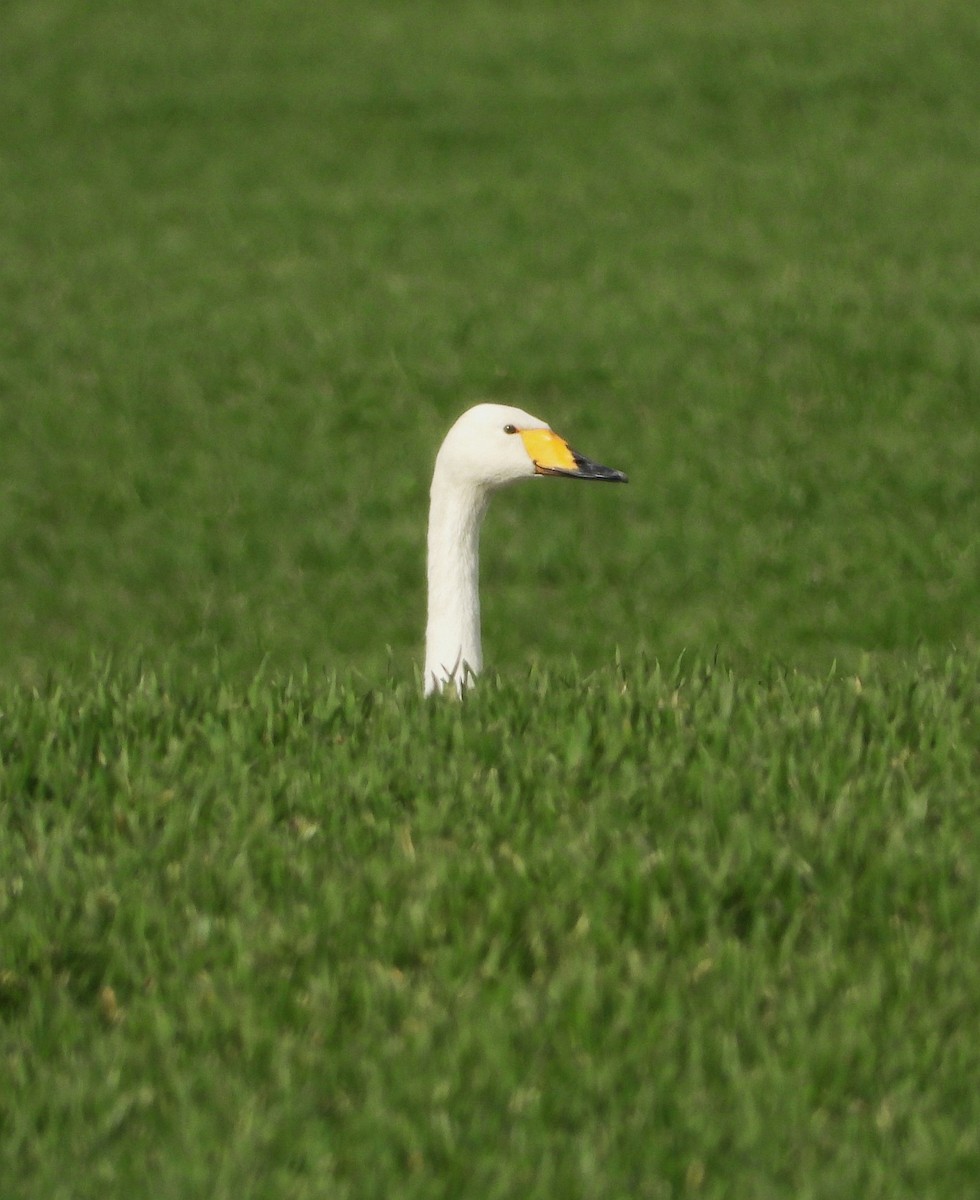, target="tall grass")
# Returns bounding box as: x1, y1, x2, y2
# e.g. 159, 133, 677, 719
2, 653, 979, 1197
